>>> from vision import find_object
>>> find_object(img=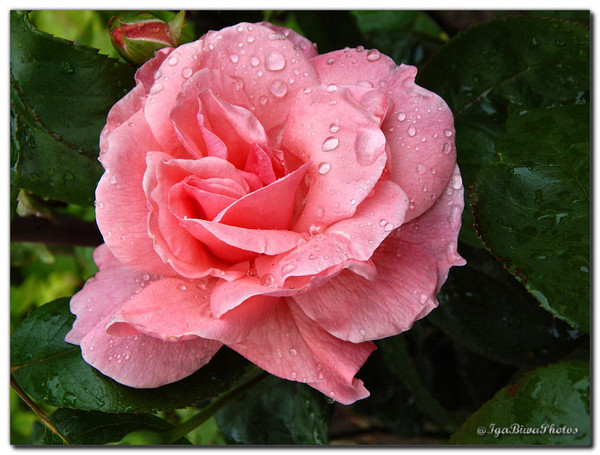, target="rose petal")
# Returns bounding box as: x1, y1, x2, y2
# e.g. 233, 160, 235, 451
293, 165, 466, 342
256, 21, 318, 60
143, 152, 250, 279
95, 111, 174, 276
199, 22, 319, 145
99, 47, 173, 152
106, 276, 279, 344
283, 86, 388, 233
65, 246, 222, 388
228, 298, 375, 405
312, 49, 456, 222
